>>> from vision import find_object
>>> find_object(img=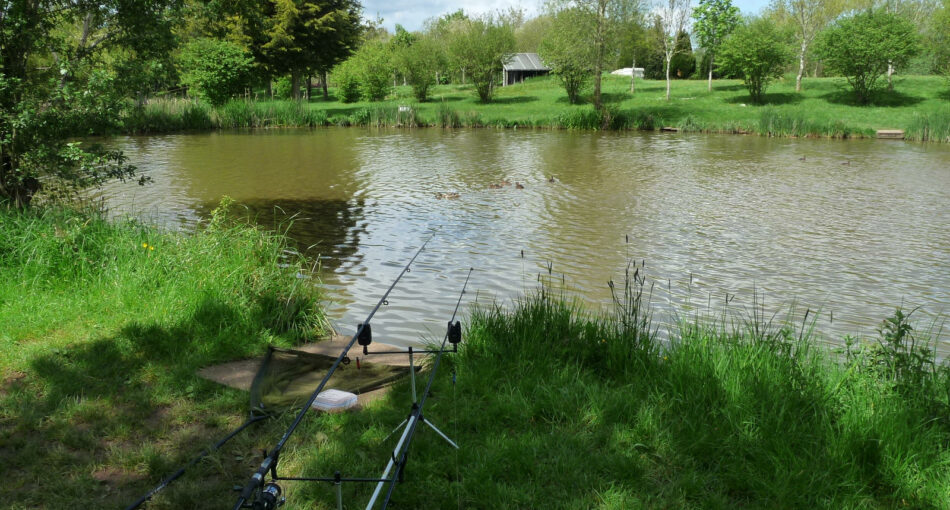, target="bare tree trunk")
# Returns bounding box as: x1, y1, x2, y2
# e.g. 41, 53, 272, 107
321, 71, 329, 99
630, 57, 636, 93
593, 0, 606, 110
708, 52, 713, 92
887, 62, 894, 90
666, 55, 672, 101
306, 74, 313, 100
796, 41, 806, 92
